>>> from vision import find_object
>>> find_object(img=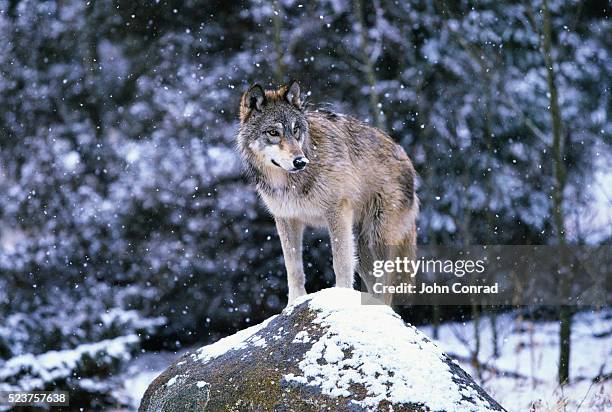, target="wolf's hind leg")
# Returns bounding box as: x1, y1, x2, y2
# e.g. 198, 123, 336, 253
356, 236, 375, 293
275, 217, 306, 303
383, 221, 417, 306
356, 231, 387, 294
383, 237, 416, 305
